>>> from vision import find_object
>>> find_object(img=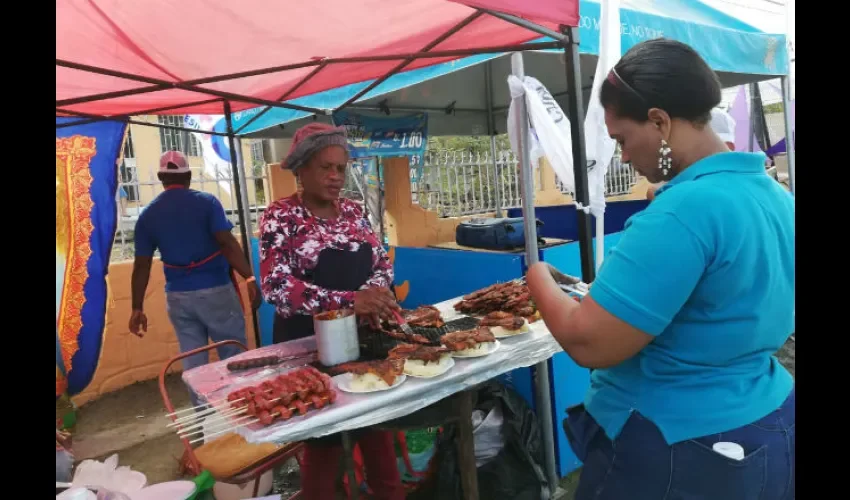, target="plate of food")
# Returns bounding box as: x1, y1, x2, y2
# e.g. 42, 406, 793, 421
479, 311, 531, 338
442, 327, 501, 358
332, 359, 407, 393
388, 344, 455, 378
